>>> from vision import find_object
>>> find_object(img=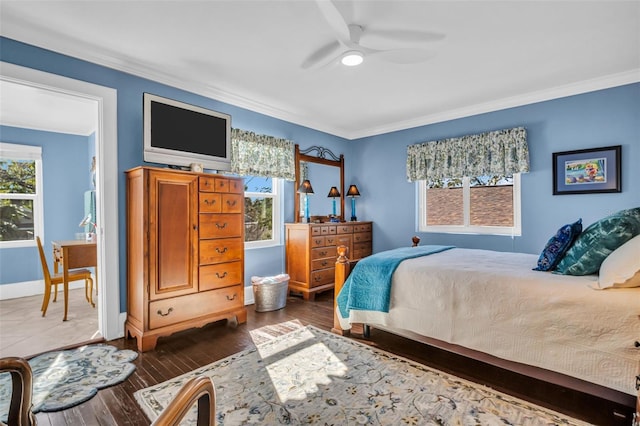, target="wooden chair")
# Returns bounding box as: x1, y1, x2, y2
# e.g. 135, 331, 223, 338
36, 236, 94, 318
152, 375, 216, 426
0, 357, 36, 426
